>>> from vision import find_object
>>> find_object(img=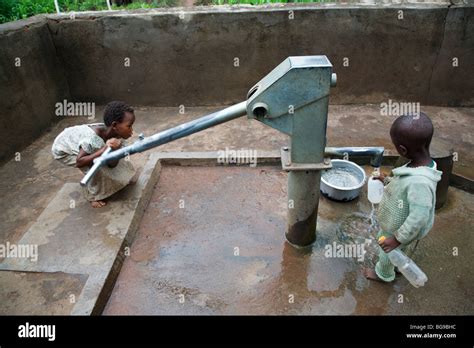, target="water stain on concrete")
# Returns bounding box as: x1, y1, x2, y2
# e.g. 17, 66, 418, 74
0, 270, 87, 315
